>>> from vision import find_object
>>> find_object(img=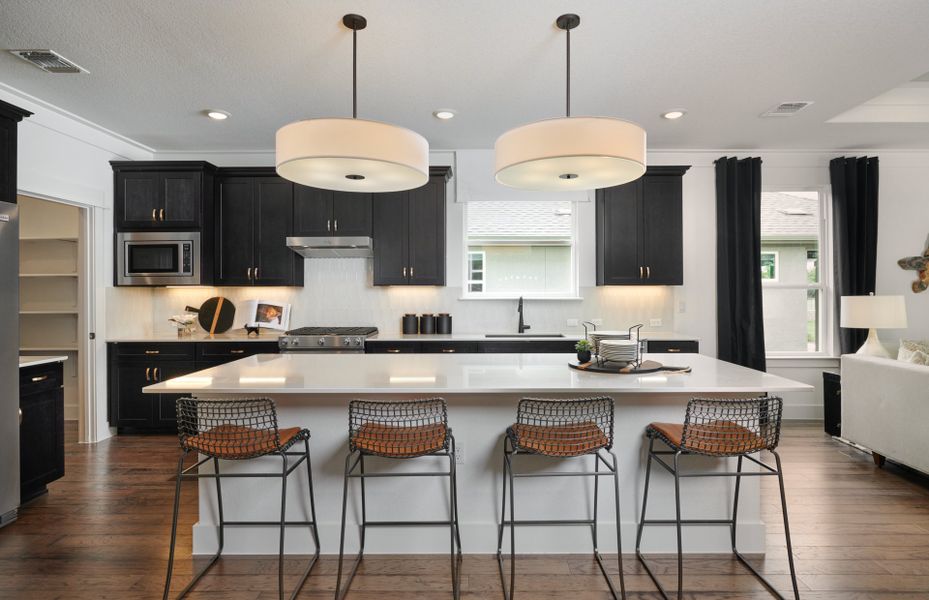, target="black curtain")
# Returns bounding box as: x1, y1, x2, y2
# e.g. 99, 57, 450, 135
831, 156, 879, 354
716, 157, 766, 371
